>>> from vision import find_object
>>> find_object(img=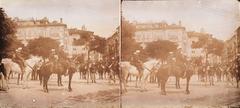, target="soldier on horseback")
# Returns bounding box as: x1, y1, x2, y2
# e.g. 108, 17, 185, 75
131, 50, 143, 74
12, 48, 25, 73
